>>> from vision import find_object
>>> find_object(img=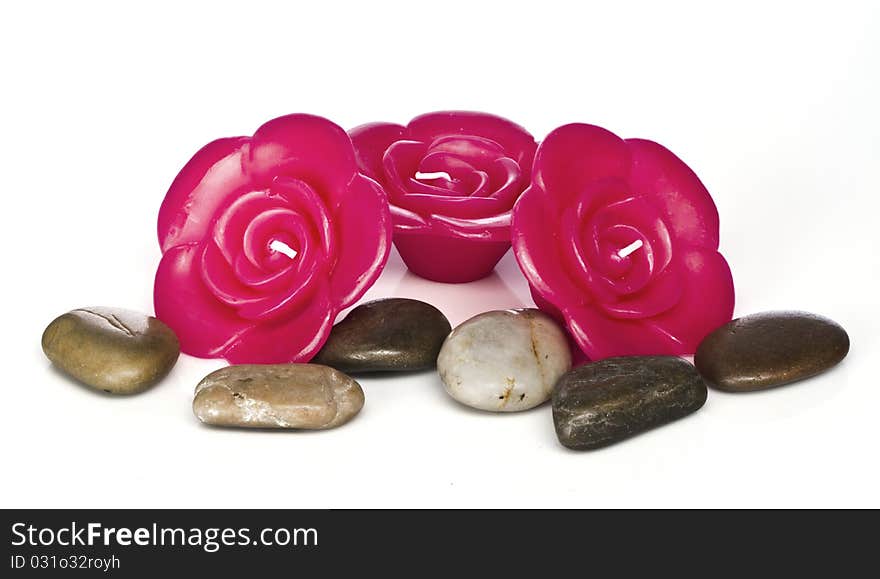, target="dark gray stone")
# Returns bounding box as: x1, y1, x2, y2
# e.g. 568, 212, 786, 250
552, 356, 707, 450
312, 298, 451, 373
694, 311, 849, 392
